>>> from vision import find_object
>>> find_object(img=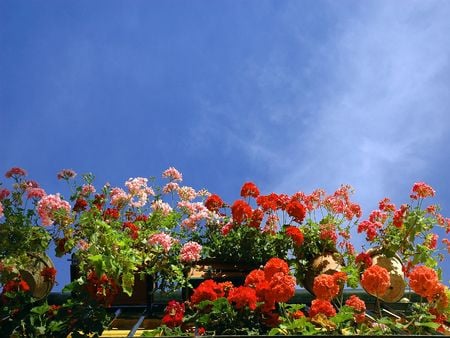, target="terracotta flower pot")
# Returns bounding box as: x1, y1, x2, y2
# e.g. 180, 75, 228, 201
302, 253, 344, 295
19, 253, 55, 300
364, 249, 406, 303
